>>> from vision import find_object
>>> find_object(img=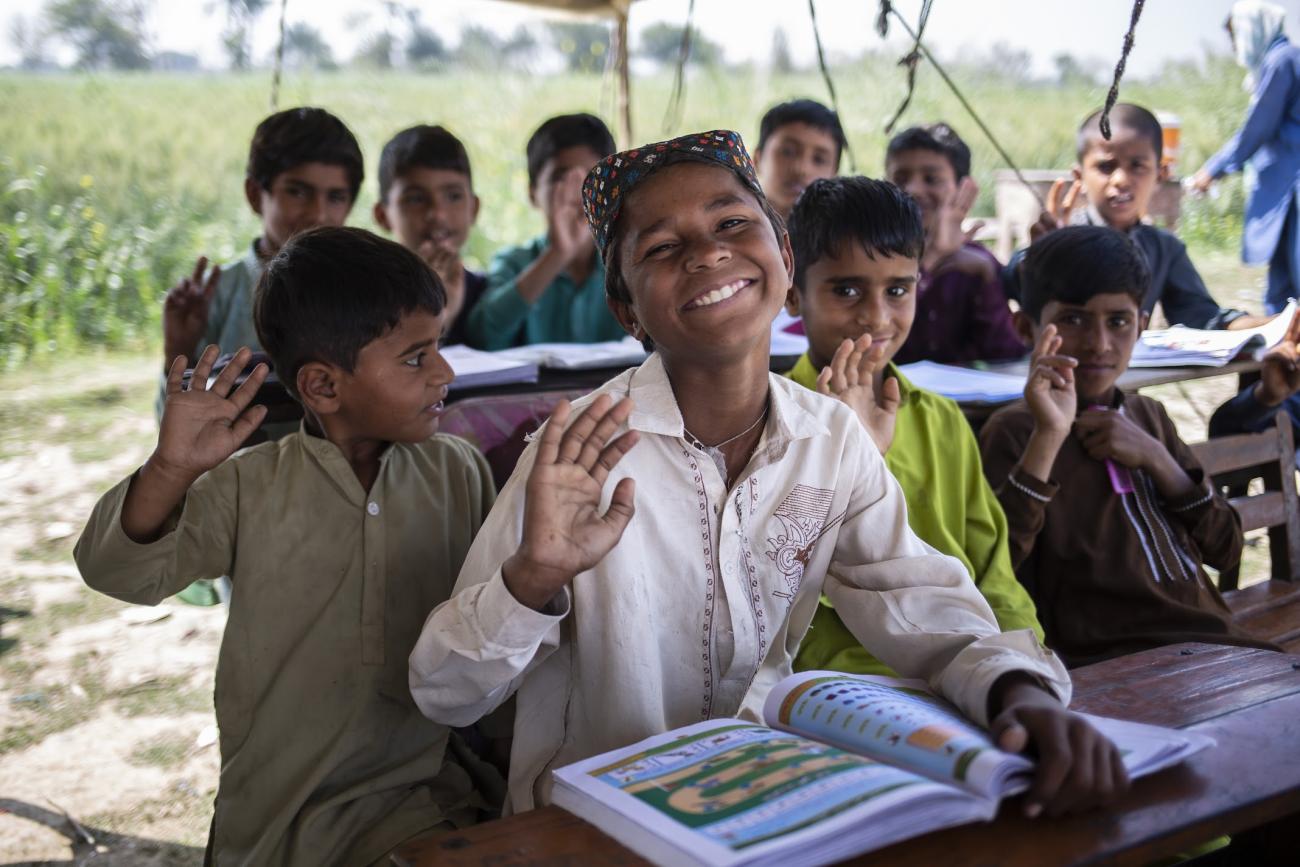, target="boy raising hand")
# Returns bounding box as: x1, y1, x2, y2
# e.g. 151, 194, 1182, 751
1210, 306, 1300, 441
980, 225, 1276, 668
